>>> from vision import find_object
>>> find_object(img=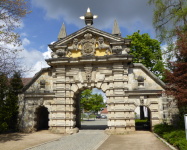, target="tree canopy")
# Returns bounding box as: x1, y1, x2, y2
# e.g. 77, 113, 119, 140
0, 71, 23, 132
0, 0, 32, 76
148, 0, 187, 43
125, 30, 165, 80
148, 0, 187, 69
80, 89, 106, 113
164, 28, 187, 107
